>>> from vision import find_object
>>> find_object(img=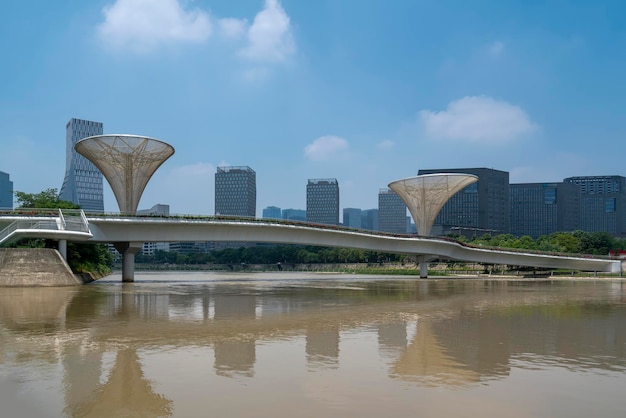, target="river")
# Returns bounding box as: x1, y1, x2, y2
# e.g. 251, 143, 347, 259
1, 272, 625, 417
